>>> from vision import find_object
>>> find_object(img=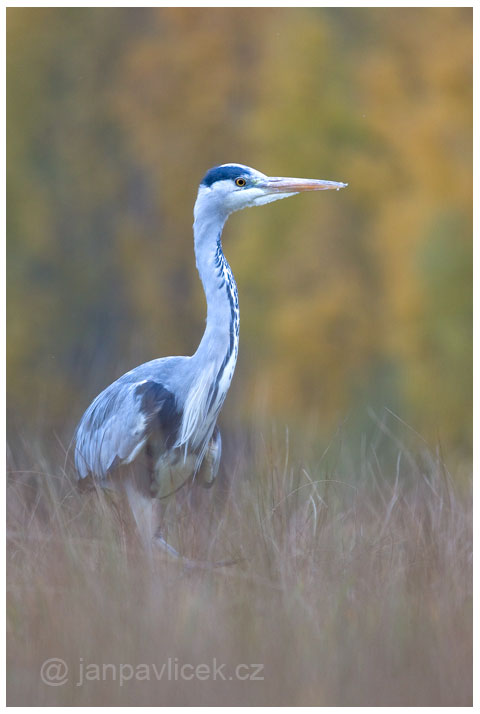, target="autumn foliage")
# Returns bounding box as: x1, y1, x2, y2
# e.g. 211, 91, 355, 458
7, 8, 471, 453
